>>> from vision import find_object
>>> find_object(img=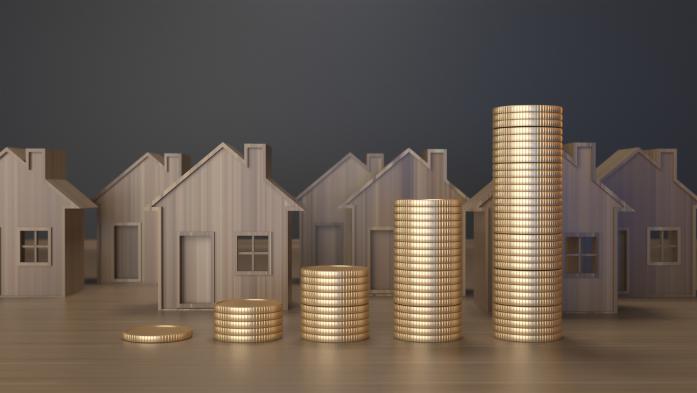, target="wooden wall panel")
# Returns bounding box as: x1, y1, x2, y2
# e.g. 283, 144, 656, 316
64, 209, 85, 295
